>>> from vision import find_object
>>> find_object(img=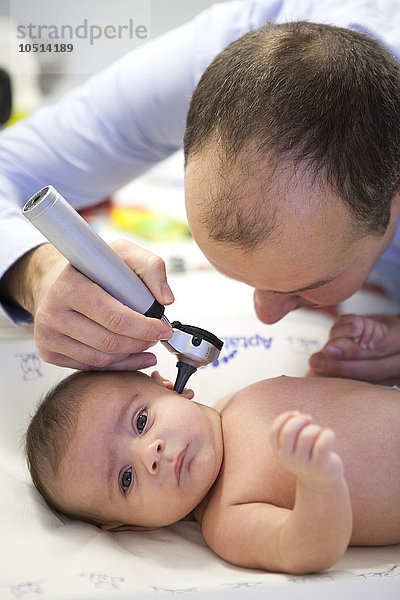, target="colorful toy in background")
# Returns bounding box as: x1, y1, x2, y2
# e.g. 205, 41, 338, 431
111, 205, 191, 241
